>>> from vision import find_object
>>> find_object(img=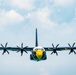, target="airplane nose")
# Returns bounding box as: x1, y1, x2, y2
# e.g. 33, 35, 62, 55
36, 50, 43, 59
